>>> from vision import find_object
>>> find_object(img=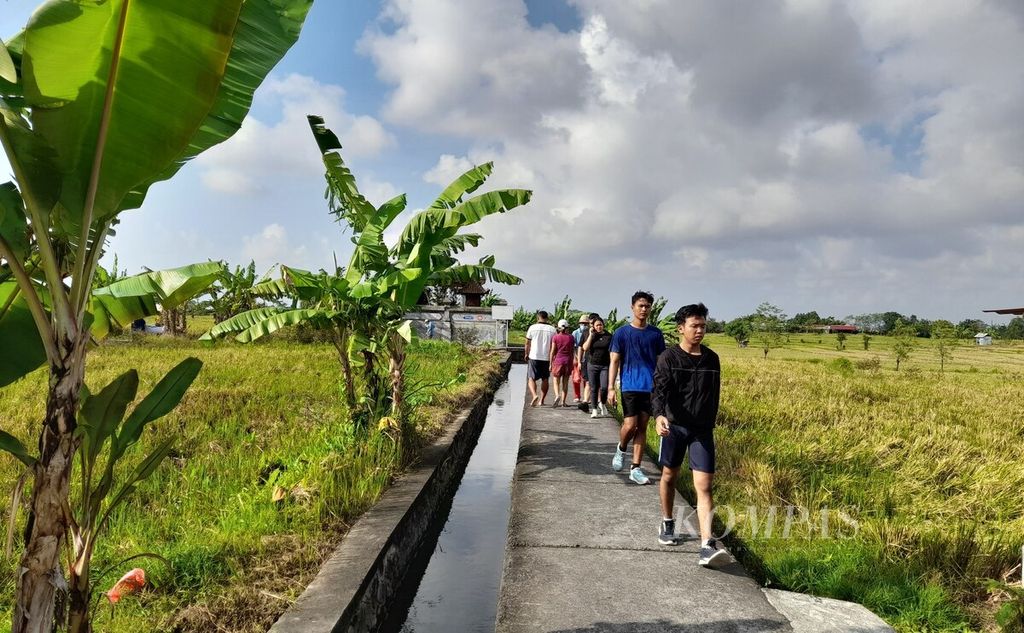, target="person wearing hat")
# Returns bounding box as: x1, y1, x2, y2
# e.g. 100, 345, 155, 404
651, 302, 728, 568
549, 319, 576, 407
571, 314, 591, 403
